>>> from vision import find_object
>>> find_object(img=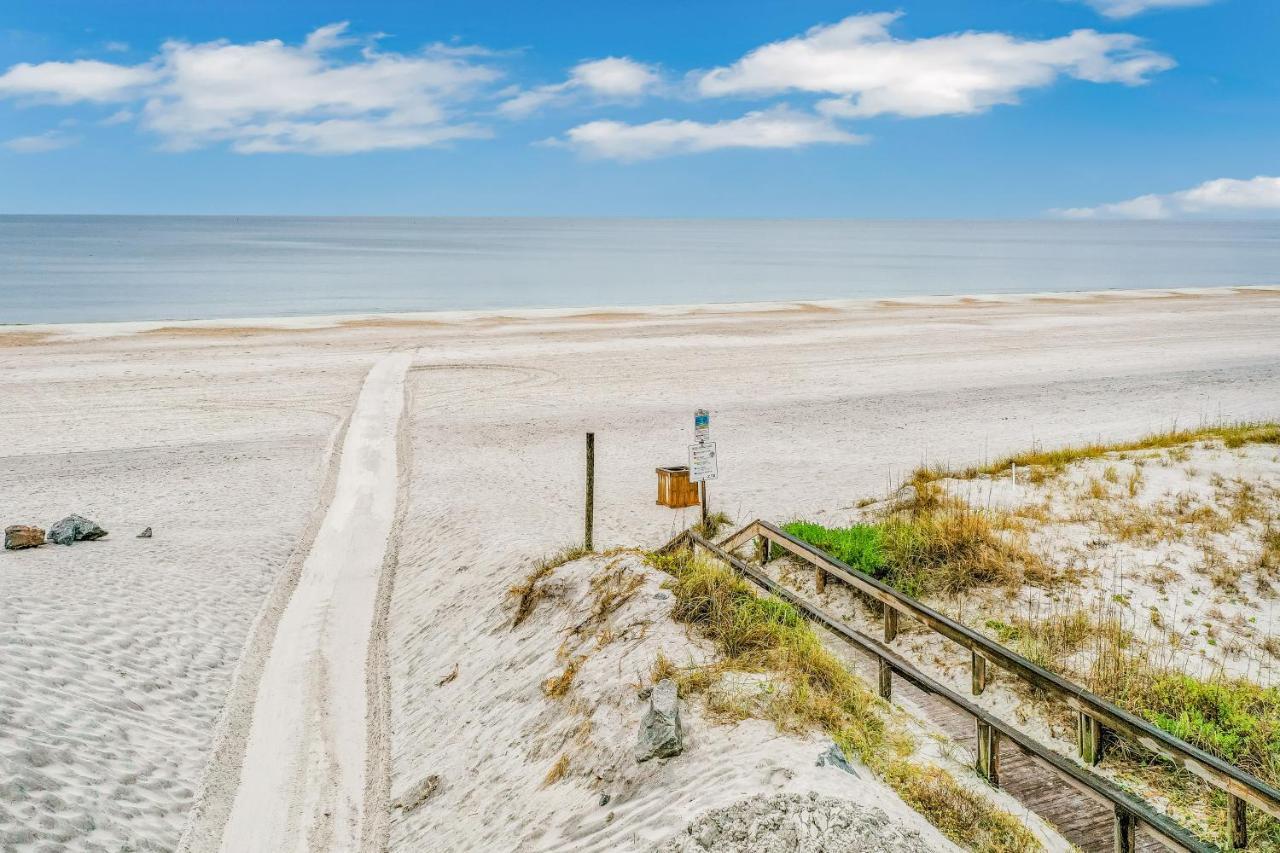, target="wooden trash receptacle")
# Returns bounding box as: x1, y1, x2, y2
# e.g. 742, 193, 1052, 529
656, 466, 701, 508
